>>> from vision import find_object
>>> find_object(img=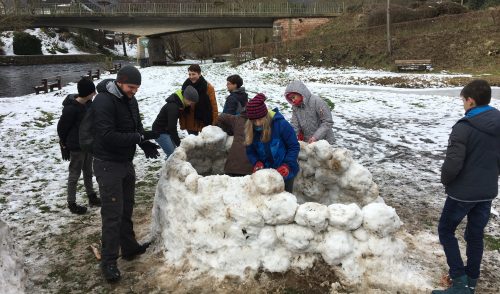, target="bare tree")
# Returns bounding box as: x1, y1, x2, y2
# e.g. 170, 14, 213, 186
164, 34, 184, 61
121, 33, 127, 57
